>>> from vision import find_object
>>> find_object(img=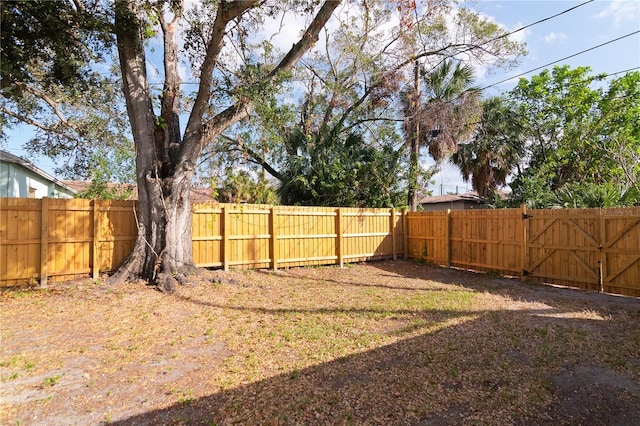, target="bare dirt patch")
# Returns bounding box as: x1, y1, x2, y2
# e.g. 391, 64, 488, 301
1, 260, 639, 425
